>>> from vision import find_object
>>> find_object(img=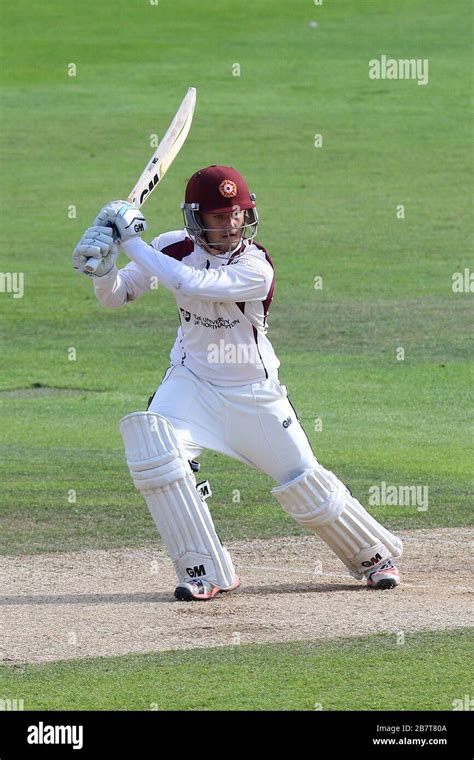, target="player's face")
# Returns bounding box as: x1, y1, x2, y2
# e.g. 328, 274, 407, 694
200, 209, 246, 252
